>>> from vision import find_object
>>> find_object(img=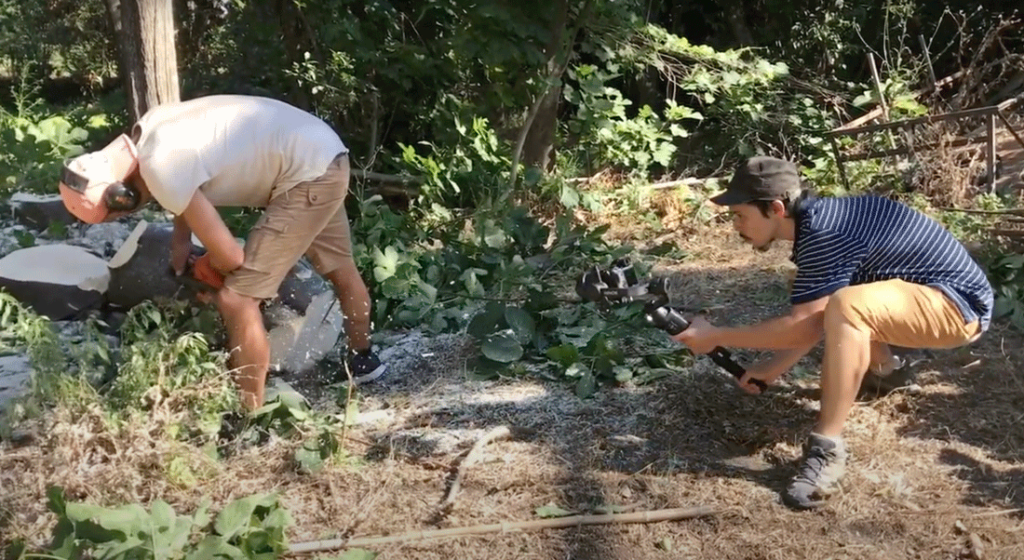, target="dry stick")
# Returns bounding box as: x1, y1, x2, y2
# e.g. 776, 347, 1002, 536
437, 425, 512, 514
939, 207, 1024, 216
288, 505, 719, 554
